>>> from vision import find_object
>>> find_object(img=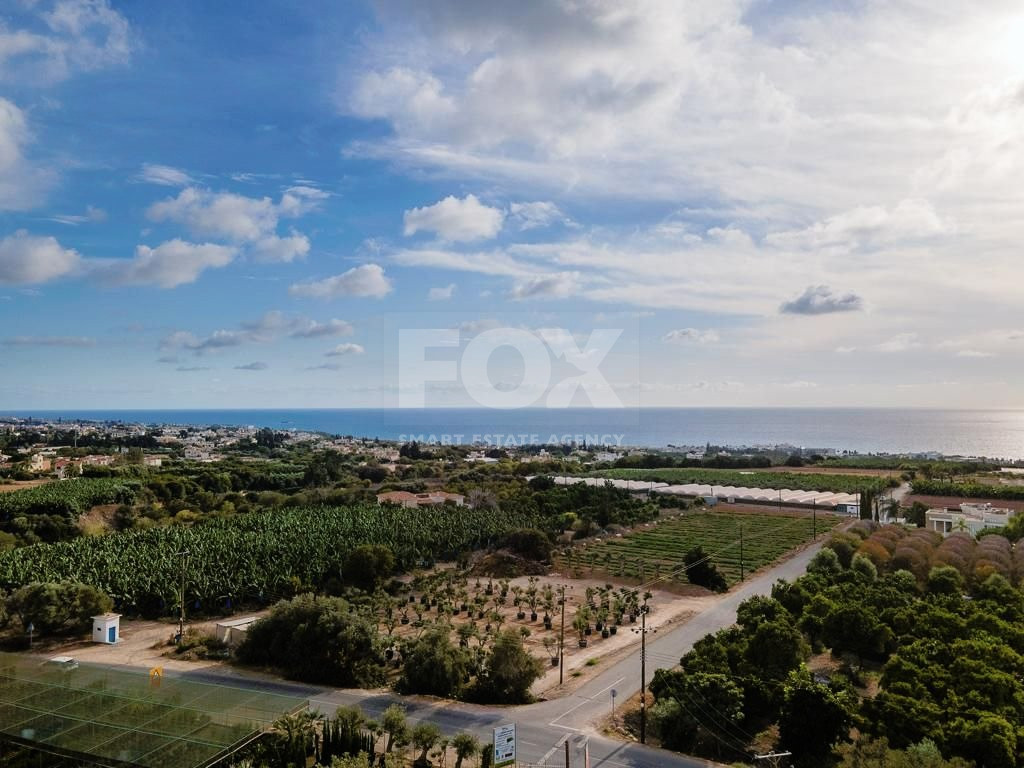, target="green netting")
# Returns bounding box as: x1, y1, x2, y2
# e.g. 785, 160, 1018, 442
0, 653, 307, 768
